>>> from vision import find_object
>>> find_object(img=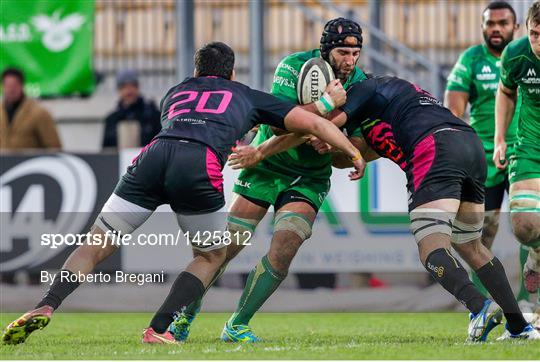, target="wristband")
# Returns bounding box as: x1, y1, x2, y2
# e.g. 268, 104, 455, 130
350, 151, 362, 162
314, 92, 335, 115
